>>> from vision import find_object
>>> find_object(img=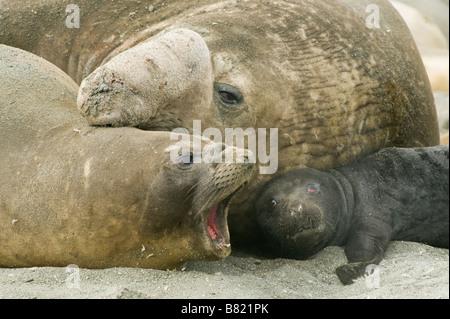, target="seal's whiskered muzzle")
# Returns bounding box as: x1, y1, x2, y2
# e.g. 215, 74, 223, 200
192, 165, 251, 257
